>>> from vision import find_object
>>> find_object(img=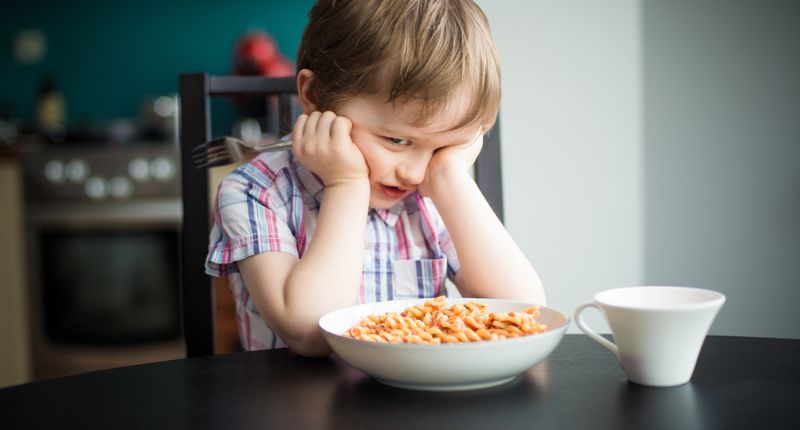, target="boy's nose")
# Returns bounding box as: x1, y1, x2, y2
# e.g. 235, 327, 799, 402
396, 156, 429, 187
